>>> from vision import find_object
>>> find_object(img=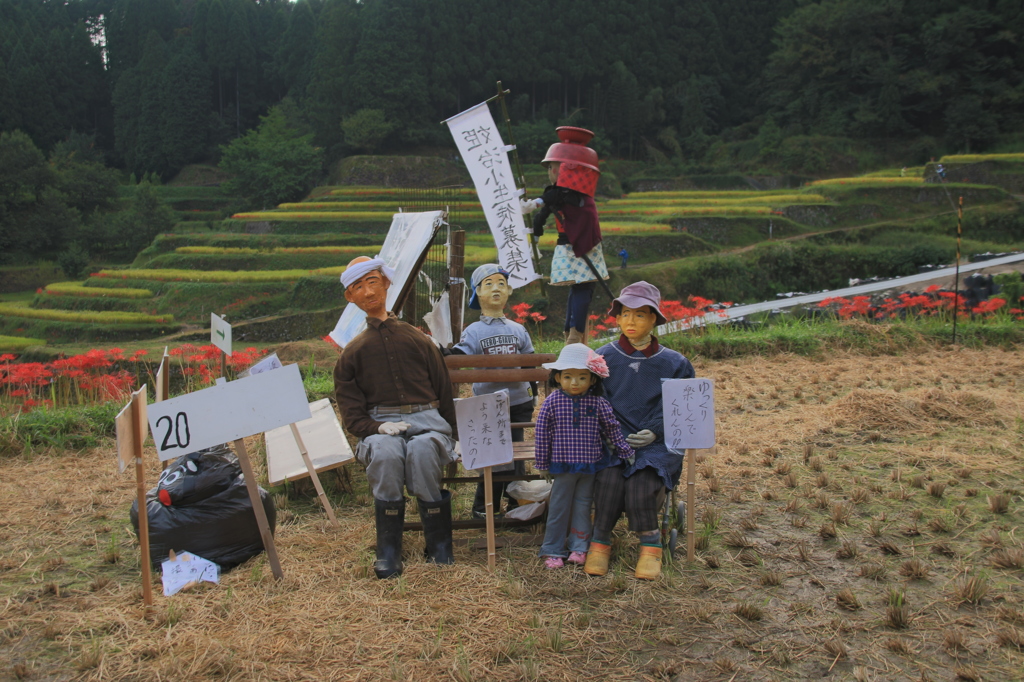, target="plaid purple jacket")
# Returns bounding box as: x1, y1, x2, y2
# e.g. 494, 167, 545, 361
533, 390, 634, 470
